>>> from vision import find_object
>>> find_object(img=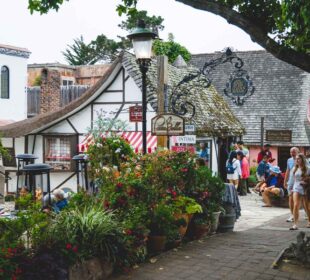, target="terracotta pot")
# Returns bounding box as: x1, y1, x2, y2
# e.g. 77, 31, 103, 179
165, 239, 182, 250
148, 235, 167, 253
174, 213, 191, 237
194, 224, 210, 239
